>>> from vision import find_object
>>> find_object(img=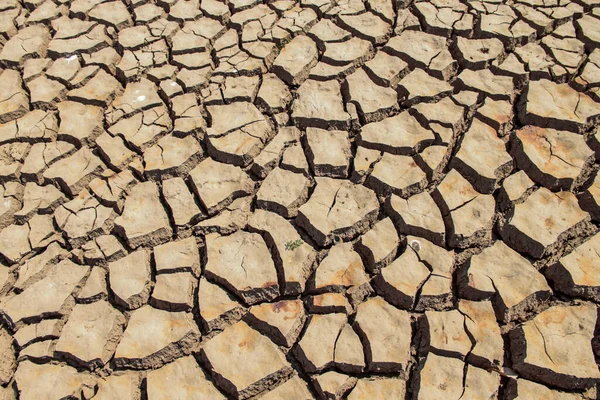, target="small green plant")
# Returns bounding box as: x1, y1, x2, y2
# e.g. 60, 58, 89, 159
285, 239, 304, 251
